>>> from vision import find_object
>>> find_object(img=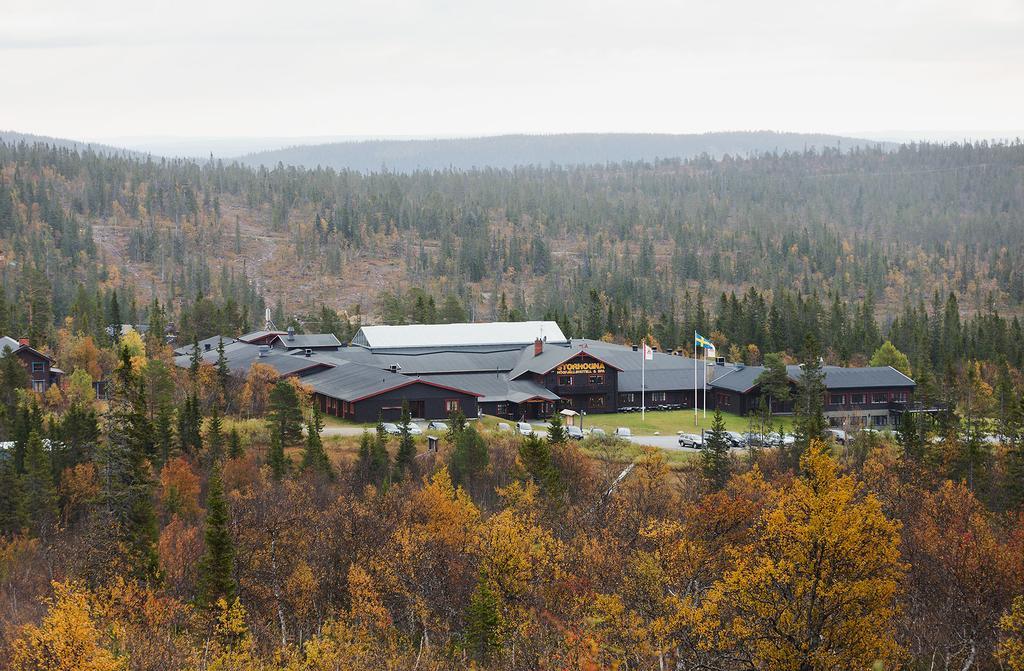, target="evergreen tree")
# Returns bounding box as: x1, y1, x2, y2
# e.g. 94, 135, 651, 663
464, 573, 501, 664
205, 406, 224, 467
188, 339, 202, 377
0, 346, 29, 430
792, 334, 827, 467
227, 428, 243, 460
701, 410, 732, 489
215, 337, 230, 407
446, 408, 467, 444
301, 403, 333, 479
546, 412, 567, 445
370, 419, 391, 488
393, 401, 416, 482
267, 430, 287, 481
1005, 394, 1024, 509
896, 409, 925, 464
11, 401, 43, 474
0, 458, 25, 537
450, 424, 489, 487
756, 352, 791, 415
269, 380, 304, 445
177, 393, 203, 456
197, 467, 237, 606
20, 430, 57, 539
95, 353, 159, 580
154, 402, 175, 467
518, 433, 563, 498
